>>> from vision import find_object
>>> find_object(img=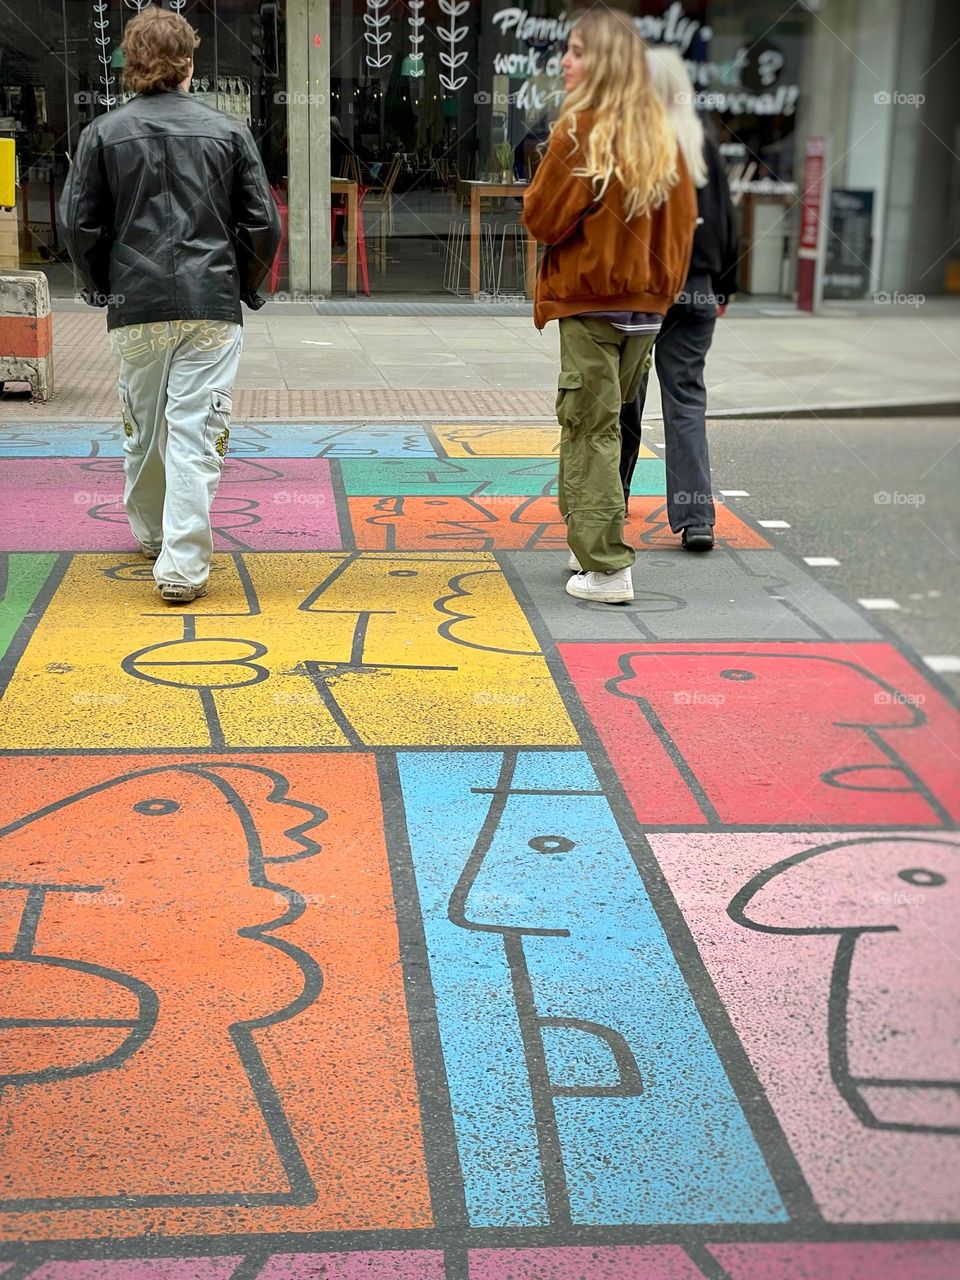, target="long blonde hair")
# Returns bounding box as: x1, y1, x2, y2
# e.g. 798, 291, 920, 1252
560, 8, 679, 221
645, 45, 708, 188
